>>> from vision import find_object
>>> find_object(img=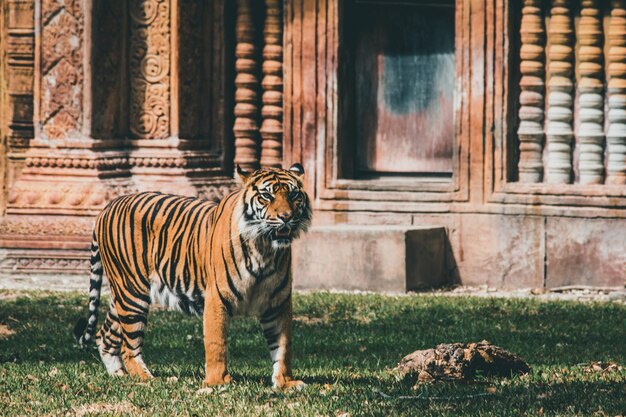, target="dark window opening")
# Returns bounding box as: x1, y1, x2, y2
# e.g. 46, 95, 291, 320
341, 0, 456, 179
